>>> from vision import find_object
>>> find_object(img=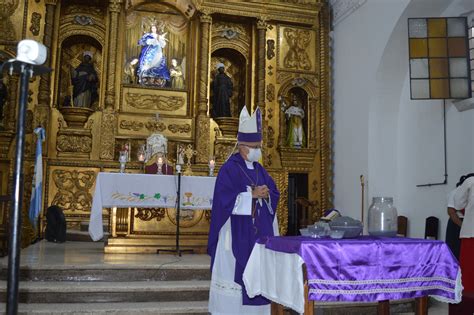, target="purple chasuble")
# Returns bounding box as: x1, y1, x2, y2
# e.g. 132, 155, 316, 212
207, 153, 279, 305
